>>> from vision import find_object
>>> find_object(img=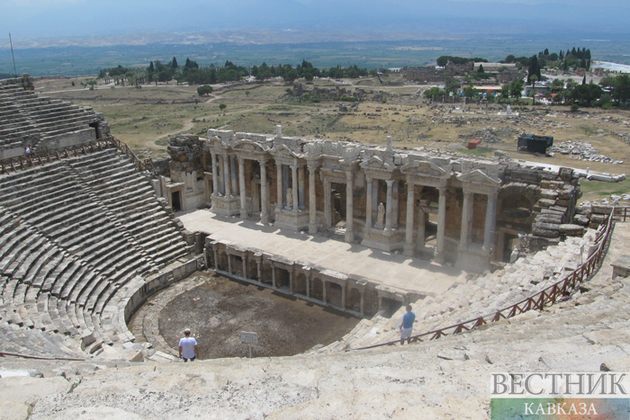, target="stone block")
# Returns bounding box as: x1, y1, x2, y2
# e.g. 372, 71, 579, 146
590, 214, 607, 224
592, 205, 613, 215
559, 224, 584, 236
125, 350, 144, 363
573, 214, 589, 226
558, 185, 575, 199
556, 199, 569, 207
539, 189, 559, 200
535, 199, 555, 208
549, 206, 567, 214
540, 180, 564, 190
532, 225, 560, 238
535, 213, 563, 224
